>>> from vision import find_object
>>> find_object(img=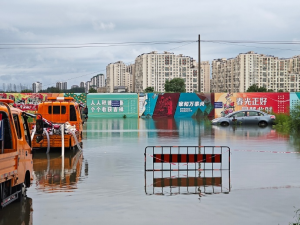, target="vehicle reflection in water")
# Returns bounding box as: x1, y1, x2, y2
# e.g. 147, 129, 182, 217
212, 125, 288, 141
145, 170, 230, 197
33, 149, 85, 193
0, 197, 33, 225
